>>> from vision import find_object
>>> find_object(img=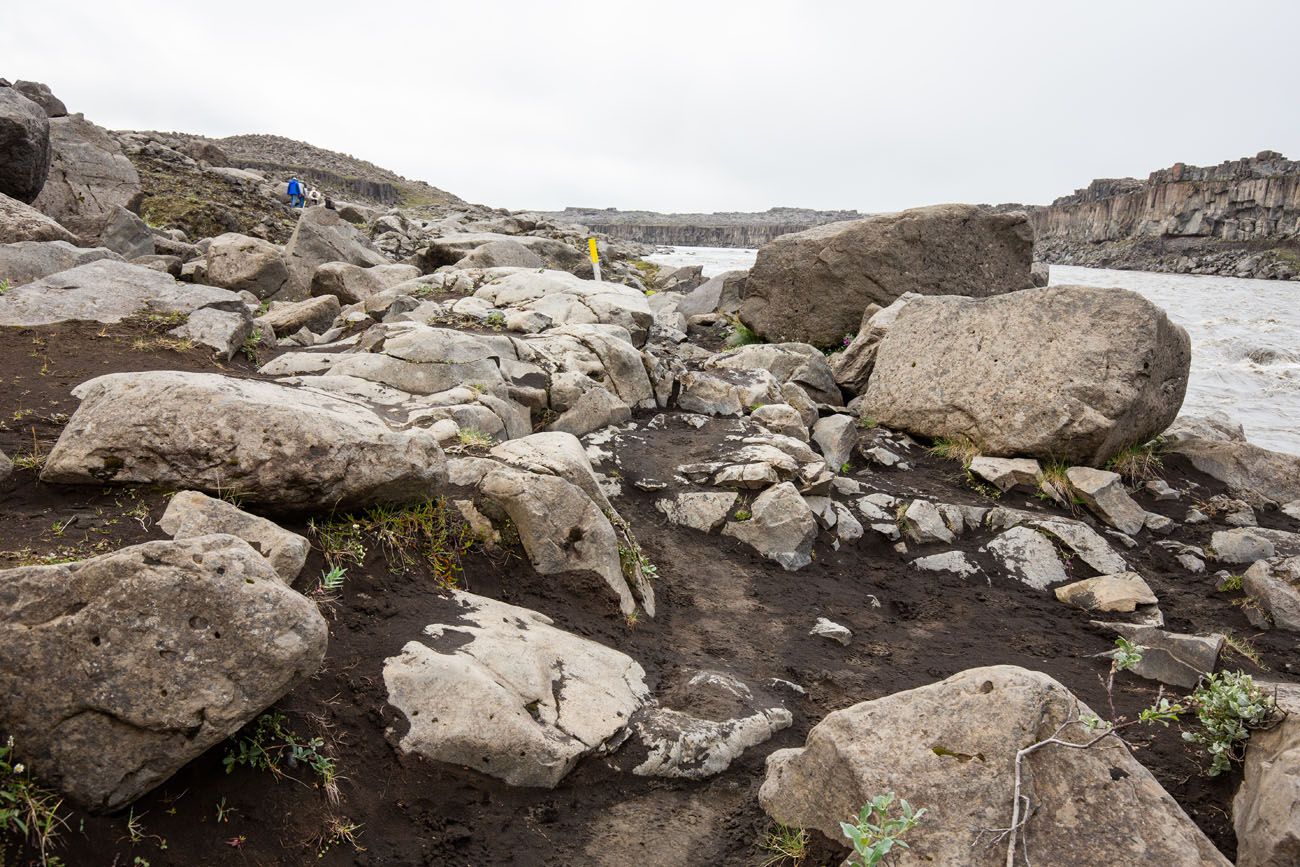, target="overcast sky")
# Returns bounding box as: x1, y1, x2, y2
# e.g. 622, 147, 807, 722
6, 1, 1298, 213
